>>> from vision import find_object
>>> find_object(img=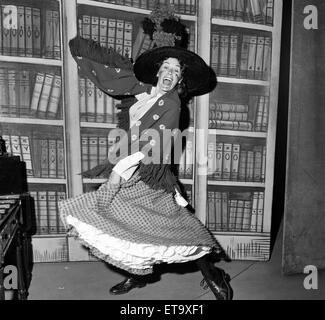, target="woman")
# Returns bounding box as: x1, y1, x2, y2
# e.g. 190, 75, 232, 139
59, 35, 233, 300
